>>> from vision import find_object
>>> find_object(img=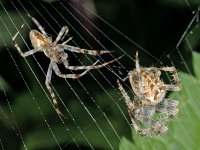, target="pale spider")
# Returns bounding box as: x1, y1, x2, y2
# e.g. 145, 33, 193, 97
12, 14, 122, 118
117, 52, 181, 137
